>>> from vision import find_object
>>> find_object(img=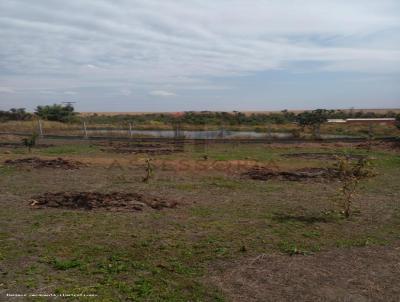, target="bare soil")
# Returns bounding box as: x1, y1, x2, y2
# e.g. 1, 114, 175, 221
356, 141, 400, 152
243, 167, 339, 181
282, 152, 365, 161
0, 142, 54, 149
4, 157, 85, 170
29, 191, 179, 211
96, 141, 185, 155
212, 242, 400, 302
100, 147, 183, 155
